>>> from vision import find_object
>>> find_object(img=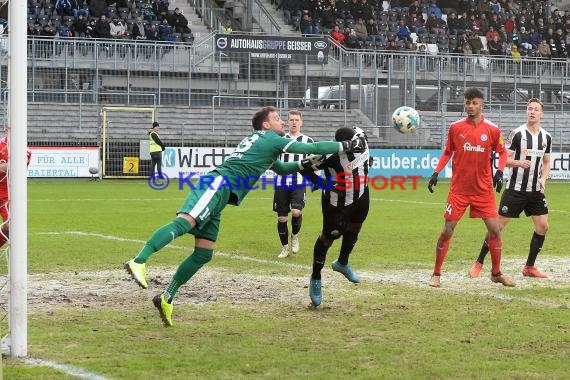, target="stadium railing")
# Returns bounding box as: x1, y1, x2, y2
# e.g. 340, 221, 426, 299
3, 33, 570, 148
